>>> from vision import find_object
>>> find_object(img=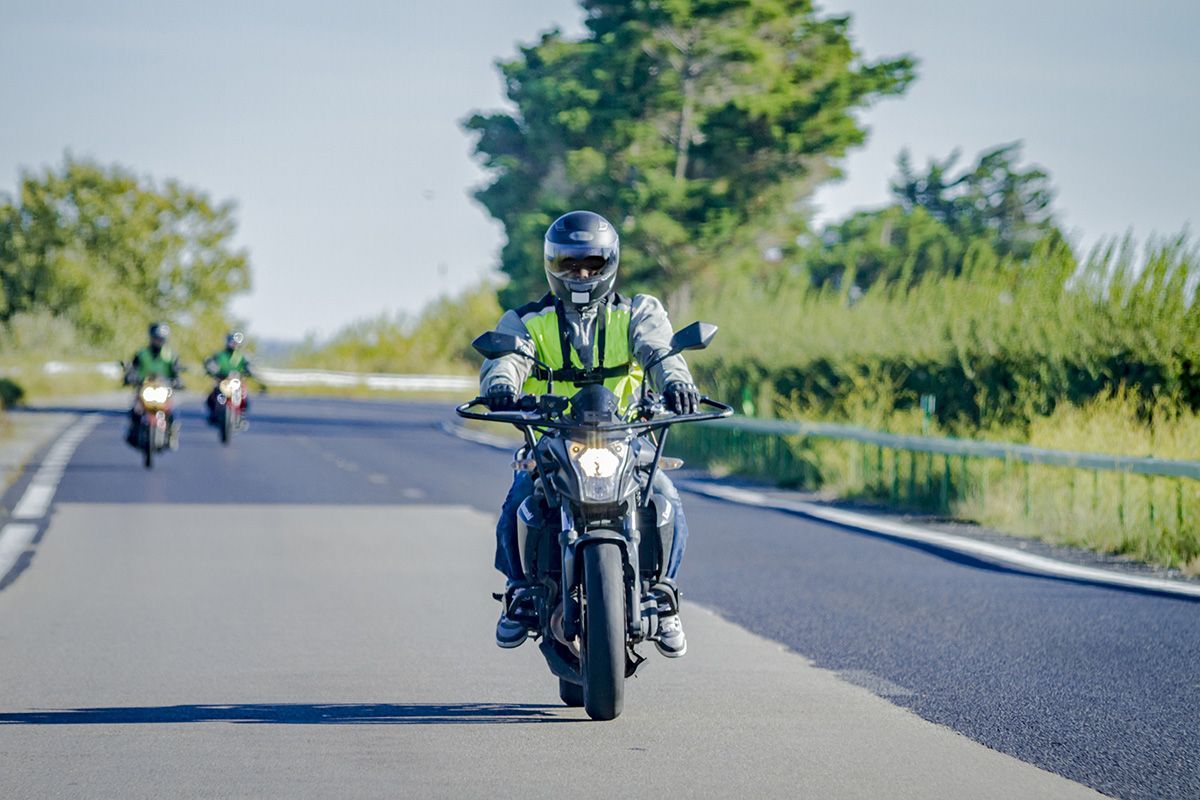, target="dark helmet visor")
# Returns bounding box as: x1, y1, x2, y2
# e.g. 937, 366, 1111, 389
546, 243, 617, 279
